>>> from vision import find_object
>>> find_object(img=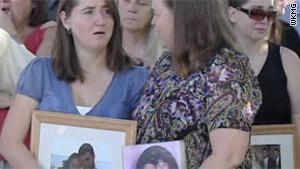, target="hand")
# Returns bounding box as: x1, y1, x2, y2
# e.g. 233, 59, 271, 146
0, 9, 16, 35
